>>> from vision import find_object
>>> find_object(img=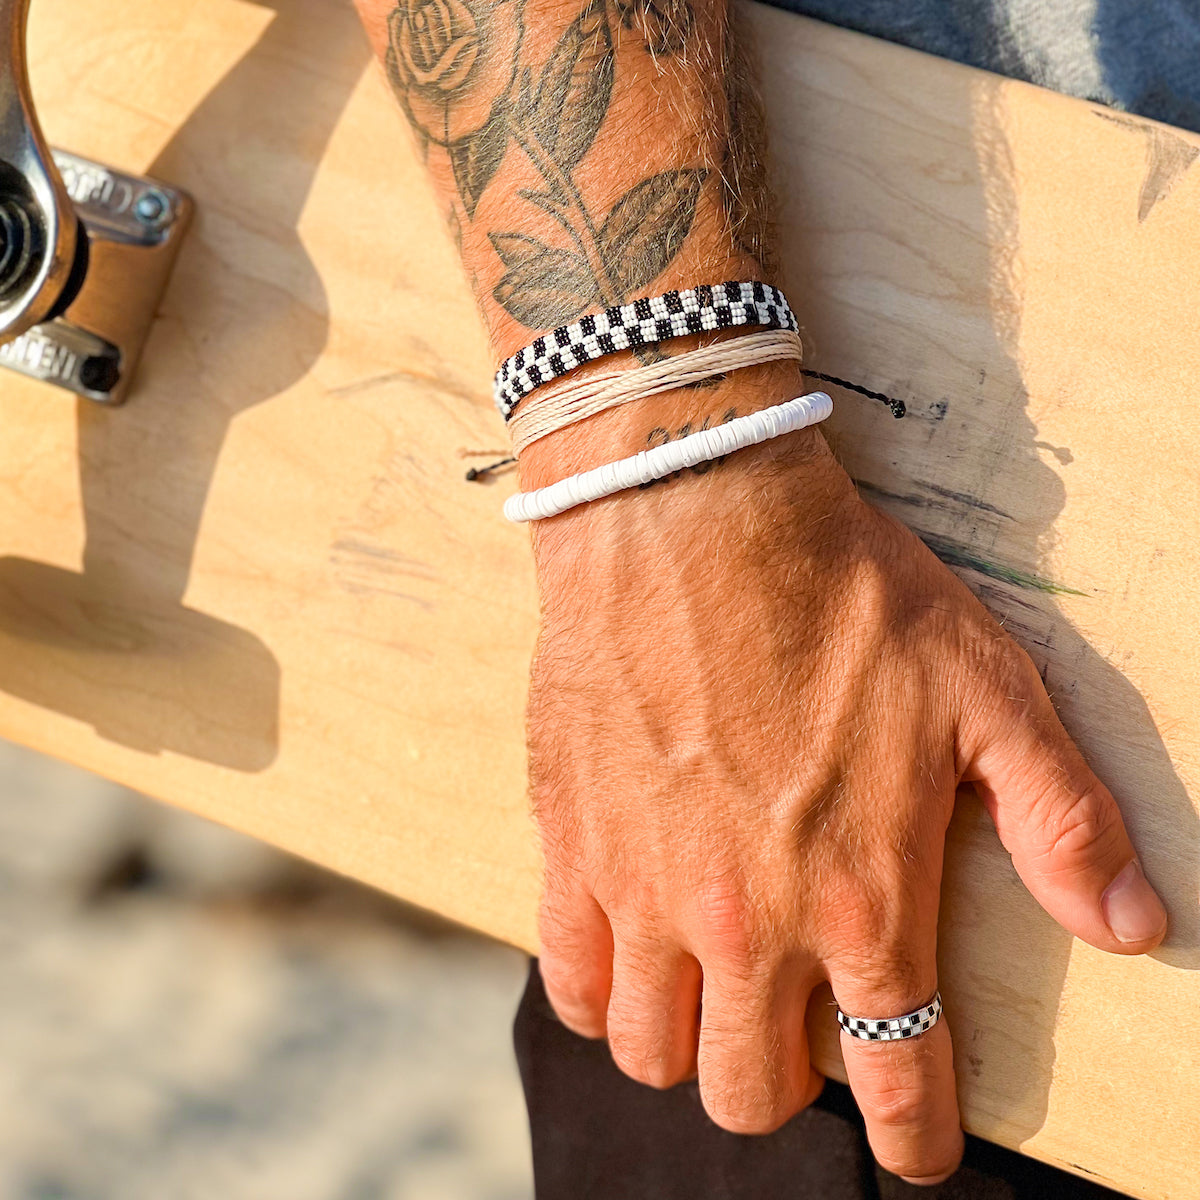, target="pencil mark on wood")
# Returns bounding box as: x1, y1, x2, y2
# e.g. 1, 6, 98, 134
856, 479, 1012, 526
1093, 110, 1200, 222
330, 537, 439, 609
326, 370, 481, 405
855, 482, 1081, 596
921, 482, 1013, 520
